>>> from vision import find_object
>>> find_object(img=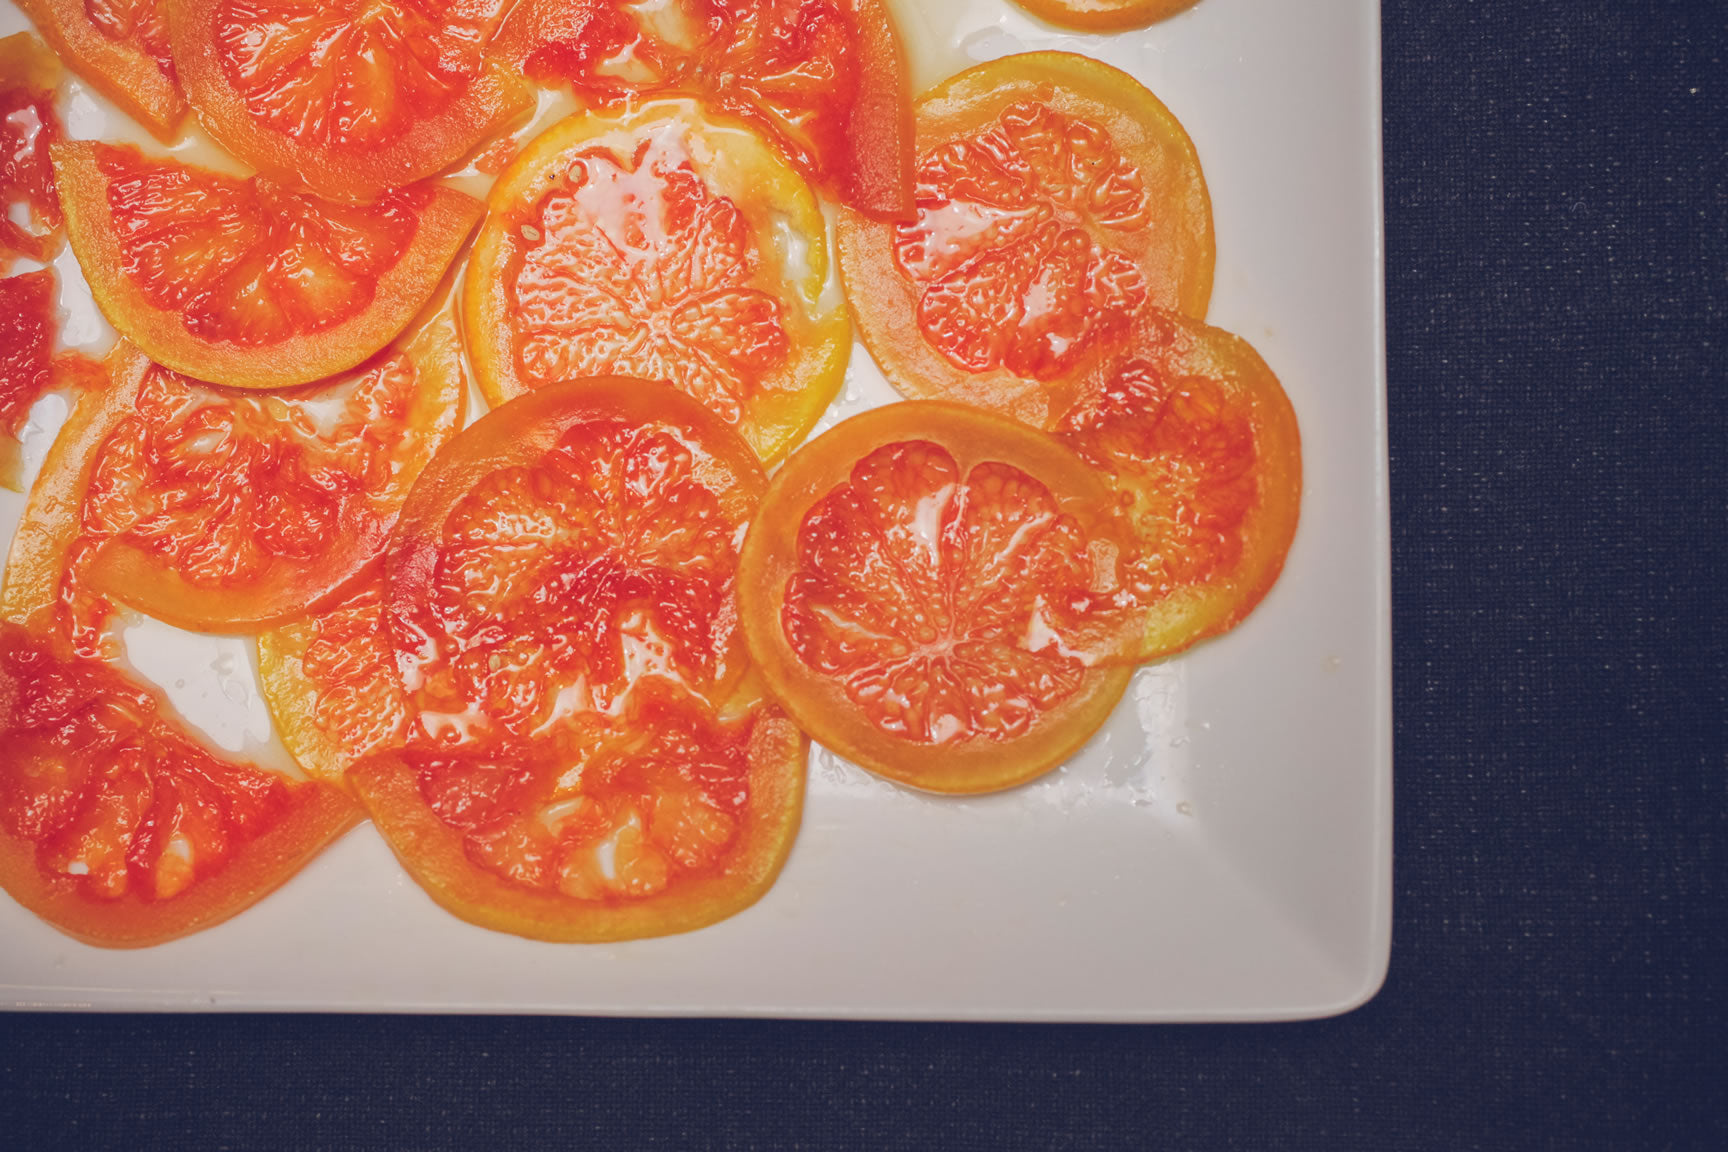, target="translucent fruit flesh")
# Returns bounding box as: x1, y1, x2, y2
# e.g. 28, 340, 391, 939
895, 100, 1151, 381
368, 379, 803, 939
